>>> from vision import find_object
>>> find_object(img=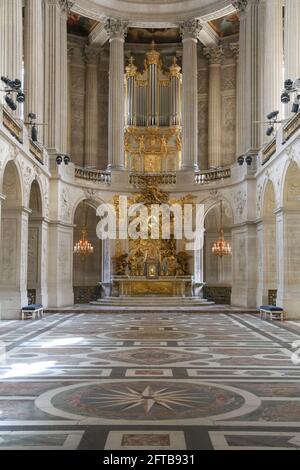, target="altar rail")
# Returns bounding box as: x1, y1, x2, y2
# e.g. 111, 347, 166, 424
75, 166, 111, 184
130, 172, 177, 187
194, 168, 231, 184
